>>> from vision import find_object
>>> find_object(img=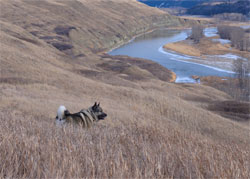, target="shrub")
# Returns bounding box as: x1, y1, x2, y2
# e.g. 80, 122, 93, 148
217, 25, 248, 51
